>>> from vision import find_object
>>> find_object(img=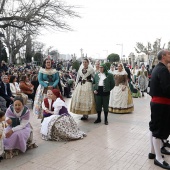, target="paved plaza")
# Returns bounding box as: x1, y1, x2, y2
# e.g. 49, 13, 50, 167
0, 94, 169, 170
